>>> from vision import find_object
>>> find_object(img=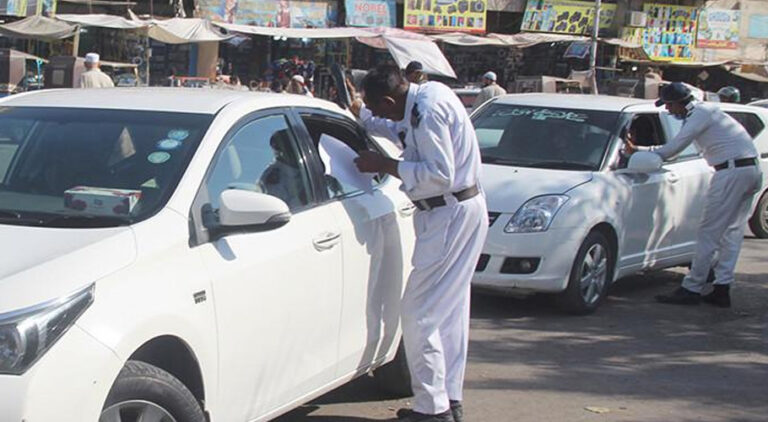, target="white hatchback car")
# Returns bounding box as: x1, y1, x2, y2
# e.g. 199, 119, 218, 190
0, 89, 415, 421
471, 94, 768, 313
